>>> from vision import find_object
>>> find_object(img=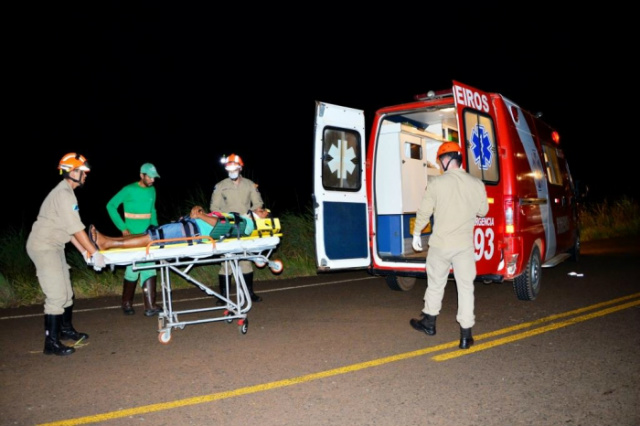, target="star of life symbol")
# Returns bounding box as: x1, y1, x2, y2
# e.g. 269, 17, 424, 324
328, 140, 356, 179
470, 124, 493, 170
